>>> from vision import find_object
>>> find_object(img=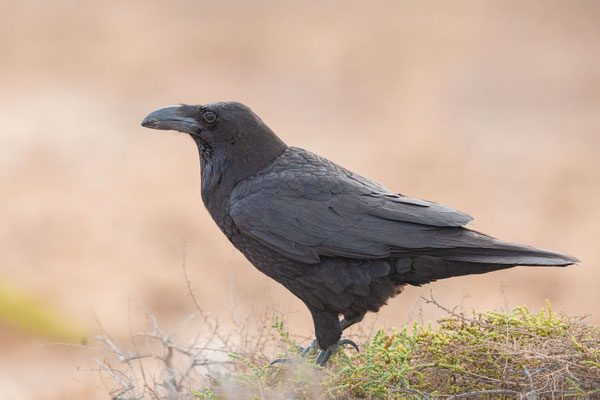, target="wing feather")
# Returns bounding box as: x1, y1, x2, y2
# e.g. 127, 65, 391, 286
229, 148, 474, 264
